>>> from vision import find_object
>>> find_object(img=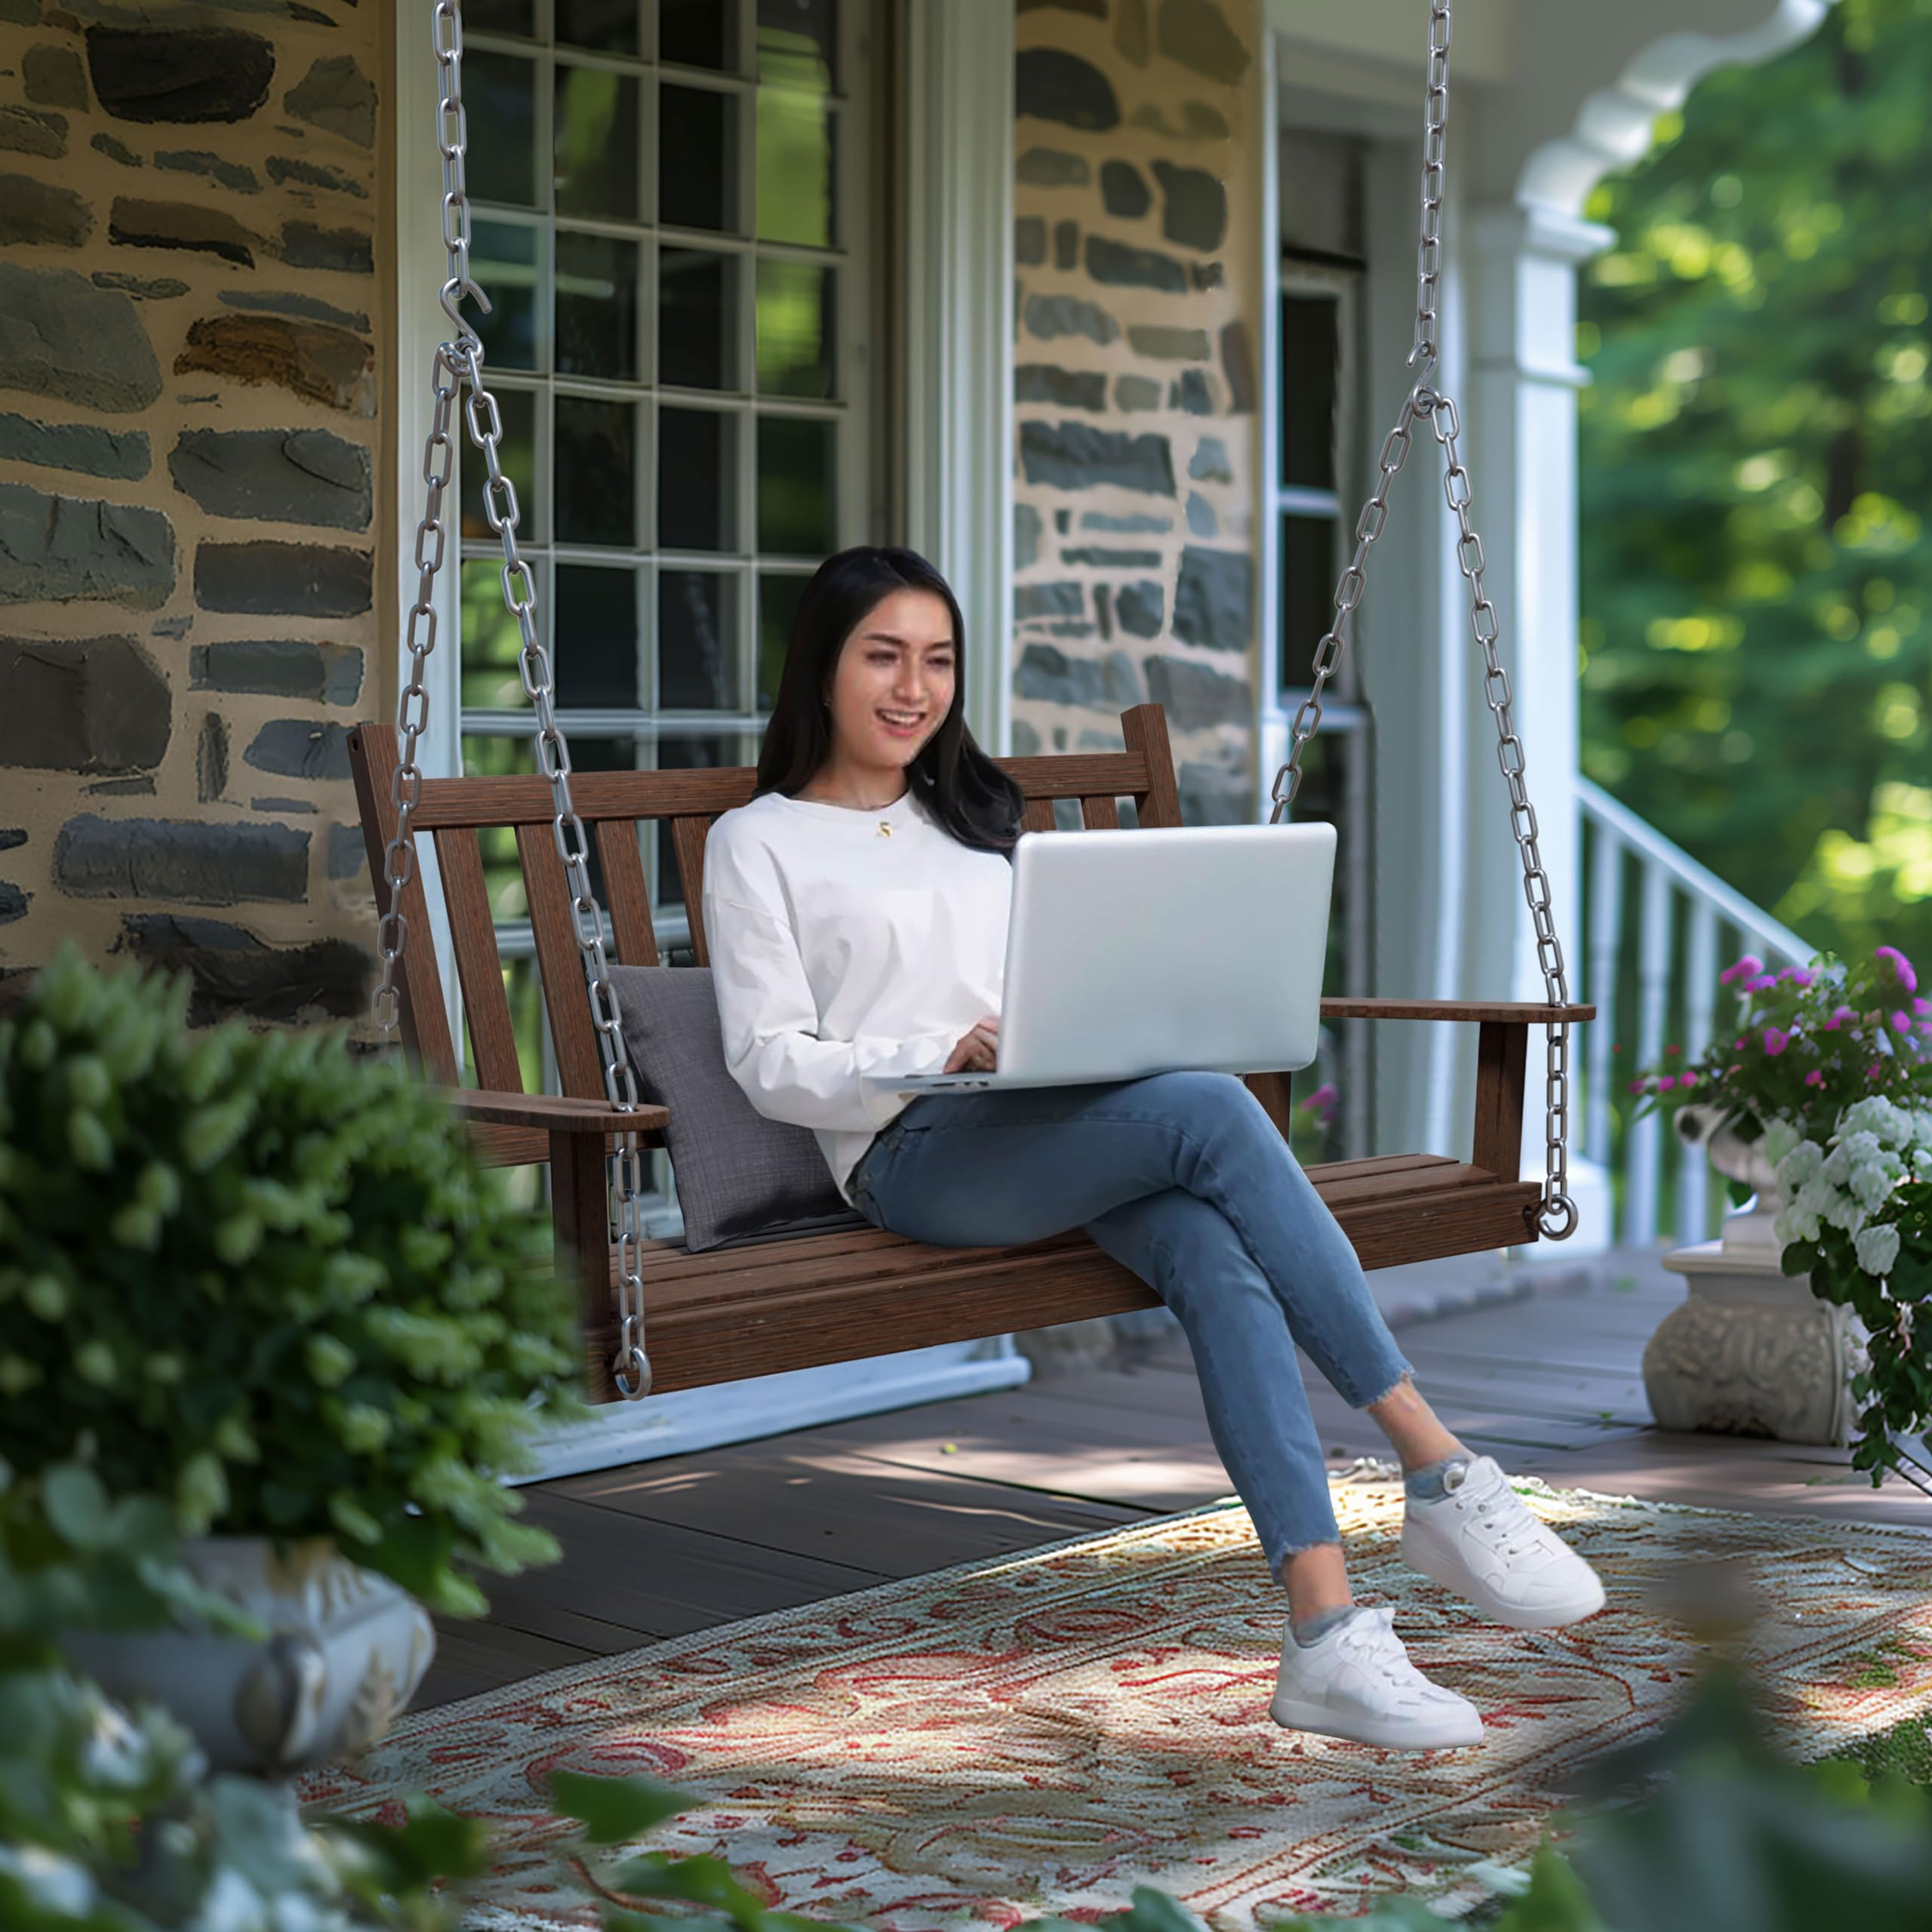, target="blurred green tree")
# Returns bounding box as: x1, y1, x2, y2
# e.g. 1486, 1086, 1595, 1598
1578, 0, 1932, 963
